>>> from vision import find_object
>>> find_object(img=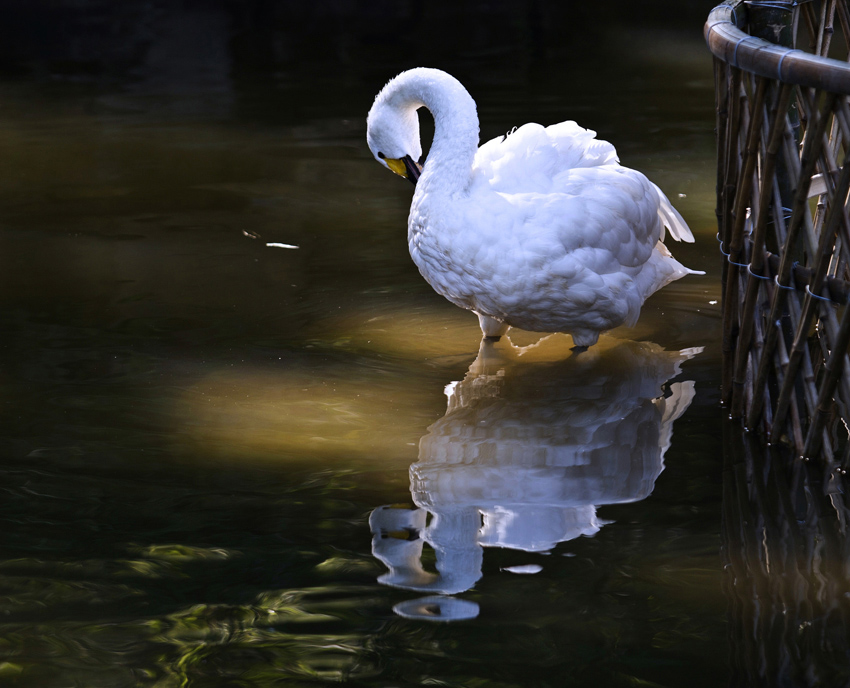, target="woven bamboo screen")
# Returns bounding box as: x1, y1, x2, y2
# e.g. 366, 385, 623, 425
706, 0, 850, 464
